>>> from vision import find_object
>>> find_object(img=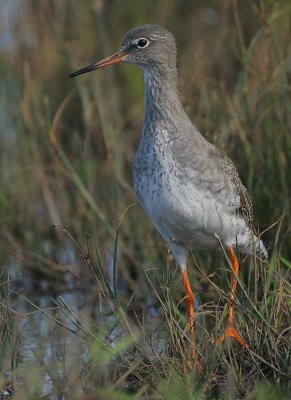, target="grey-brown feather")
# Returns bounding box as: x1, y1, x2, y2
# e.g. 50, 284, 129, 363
120, 25, 267, 261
